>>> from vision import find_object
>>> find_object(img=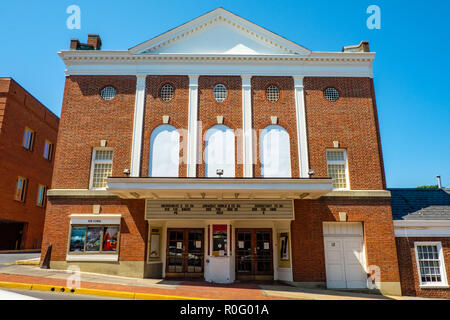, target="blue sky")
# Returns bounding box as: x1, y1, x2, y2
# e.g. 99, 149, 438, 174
0, 1, 448, 188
